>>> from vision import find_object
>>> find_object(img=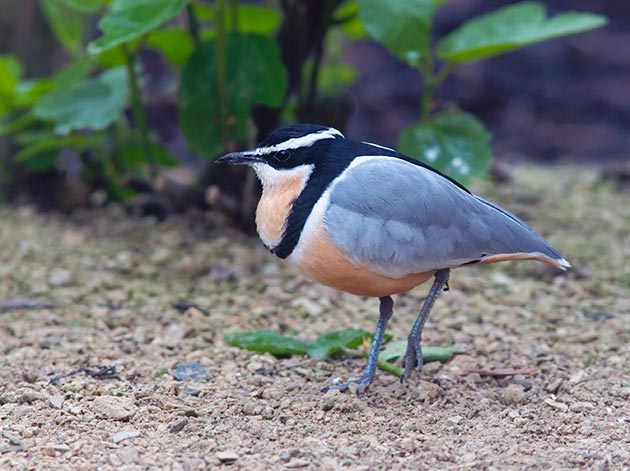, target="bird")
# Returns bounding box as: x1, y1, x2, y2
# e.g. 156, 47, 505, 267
216, 123, 570, 394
